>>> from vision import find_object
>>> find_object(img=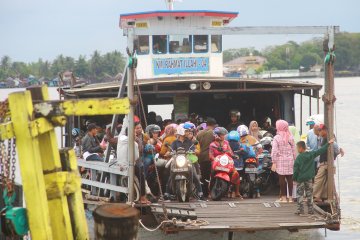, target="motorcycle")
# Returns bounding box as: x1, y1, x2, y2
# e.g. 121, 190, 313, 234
257, 137, 278, 195
210, 152, 236, 201
241, 157, 260, 198
166, 143, 197, 202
